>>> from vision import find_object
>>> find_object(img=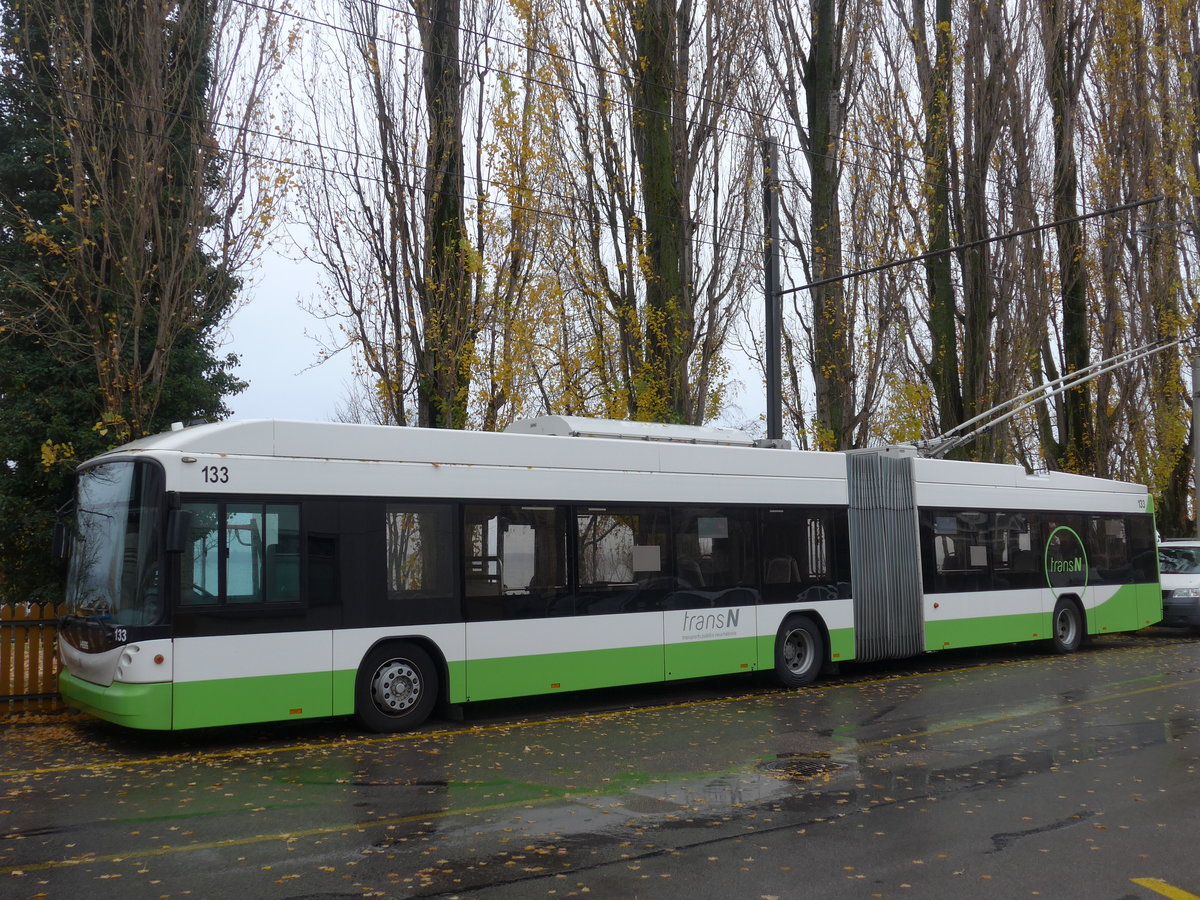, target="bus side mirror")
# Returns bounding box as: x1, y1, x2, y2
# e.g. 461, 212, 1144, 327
52, 521, 71, 559
166, 509, 193, 553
